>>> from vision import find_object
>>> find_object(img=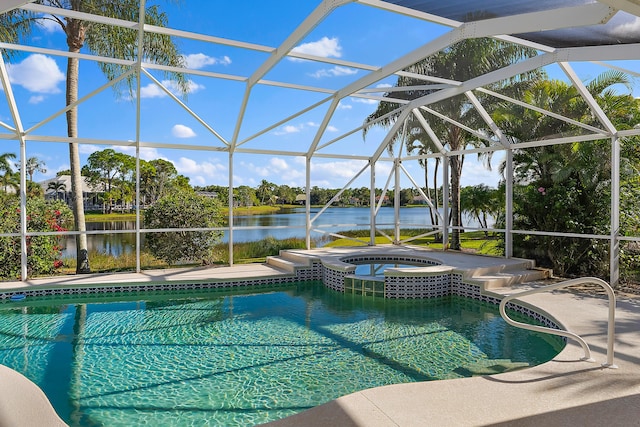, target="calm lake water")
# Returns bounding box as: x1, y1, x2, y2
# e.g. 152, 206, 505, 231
62, 207, 484, 257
